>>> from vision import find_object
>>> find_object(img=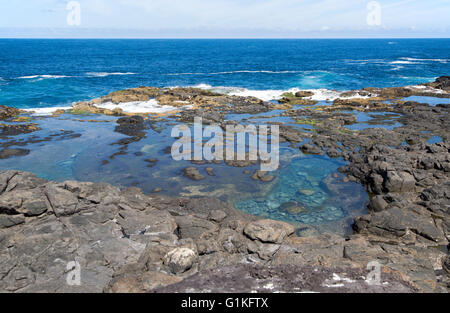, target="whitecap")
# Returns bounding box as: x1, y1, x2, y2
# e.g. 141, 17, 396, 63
22, 106, 72, 115
400, 57, 448, 63
166, 70, 303, 76
97, 99, 186, 114
86, 72, 137, 77
389, 60, 416, 65
18, 75, 71, 79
